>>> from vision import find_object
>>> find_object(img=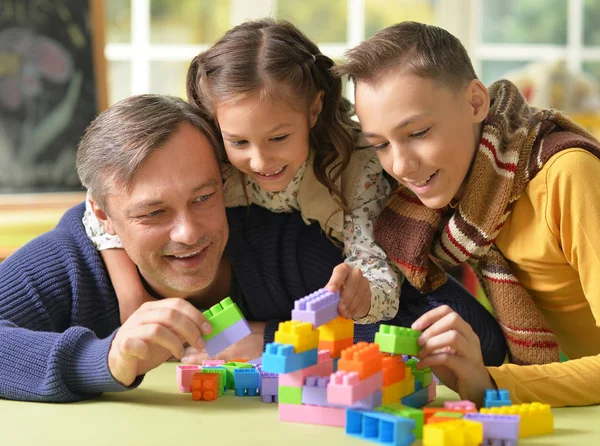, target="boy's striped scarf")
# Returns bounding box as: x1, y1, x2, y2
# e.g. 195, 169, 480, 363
374, 79, 600, 365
